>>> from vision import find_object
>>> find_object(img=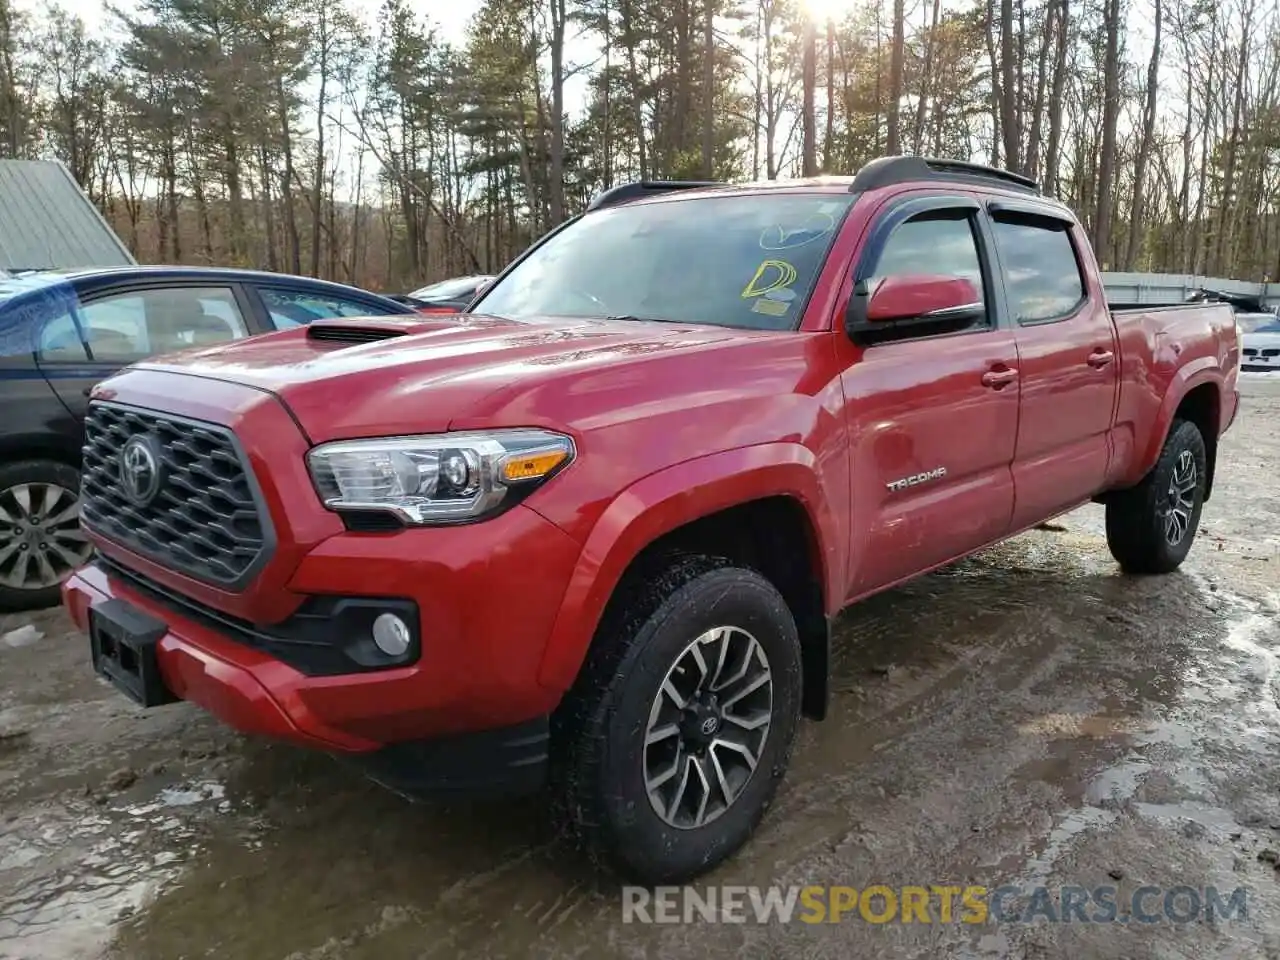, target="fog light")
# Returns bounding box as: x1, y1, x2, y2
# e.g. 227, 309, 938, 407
371, 613, 411, 657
